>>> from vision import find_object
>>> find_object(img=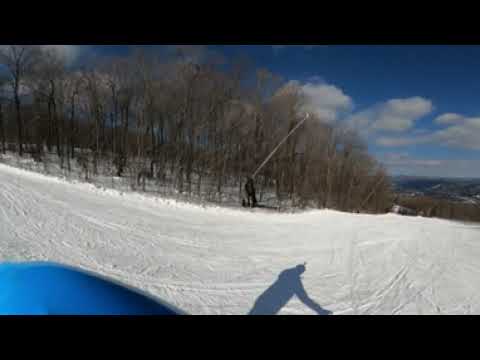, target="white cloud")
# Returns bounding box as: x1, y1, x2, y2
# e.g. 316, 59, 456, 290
299, 79, 353, 123
381, 153, 480, 178
376, 137, 418, 147
434, 113, 464, 125
429, 117, 480, 150
376, 116, 480, 150
381, 152, 442, 167
347, 97, 433, 134
382, 152, 410, 161
40, 45, 83, 64
412, 128, 430, 135
380, 152, 413, 167
0, 45, 83, 65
